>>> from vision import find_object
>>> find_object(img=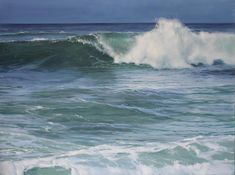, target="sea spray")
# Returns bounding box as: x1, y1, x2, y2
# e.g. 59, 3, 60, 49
112, 19, 235, 68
